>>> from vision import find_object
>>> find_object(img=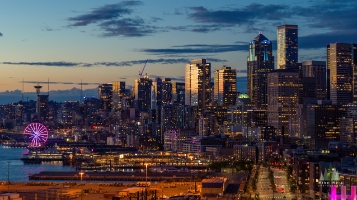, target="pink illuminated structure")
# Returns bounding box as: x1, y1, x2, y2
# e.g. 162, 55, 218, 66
24, 122, 48, 147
